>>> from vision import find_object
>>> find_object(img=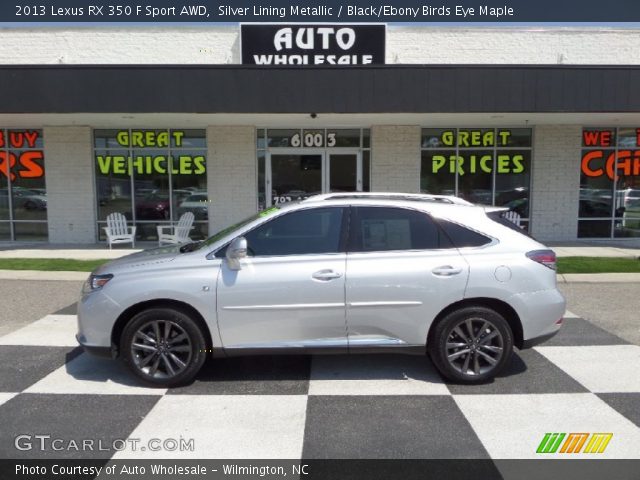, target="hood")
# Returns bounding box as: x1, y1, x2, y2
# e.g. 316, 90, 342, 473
95, 244, 183, 274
